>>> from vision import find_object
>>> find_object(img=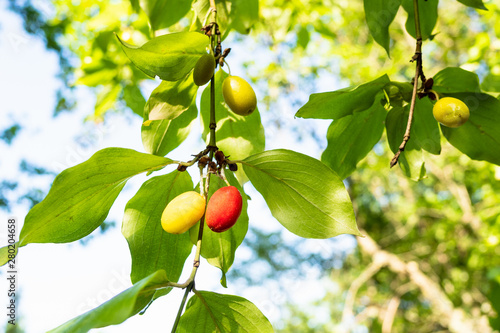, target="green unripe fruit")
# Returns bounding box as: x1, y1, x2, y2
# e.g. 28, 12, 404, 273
161, 191, 206, 234
222, 76, 257, 116
205, 186, 243, 233
432, 97, 470, 128
193, 53, 215, 86
387, 84, 400, 98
